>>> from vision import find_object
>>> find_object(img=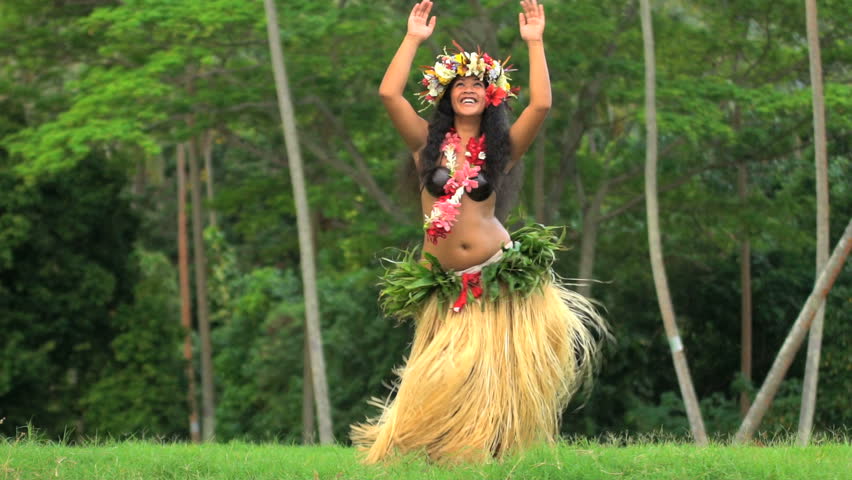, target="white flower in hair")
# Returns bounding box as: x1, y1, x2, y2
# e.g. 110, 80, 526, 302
434, 63, 456, 85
